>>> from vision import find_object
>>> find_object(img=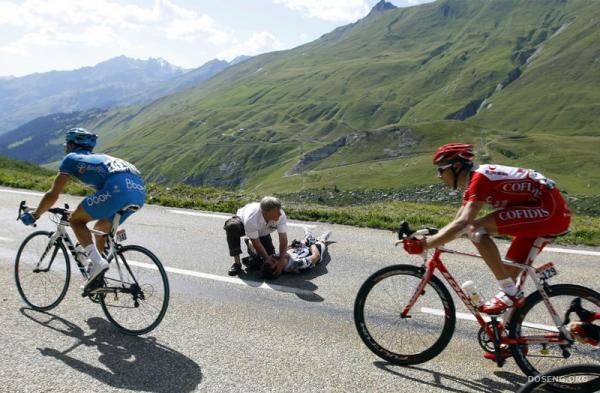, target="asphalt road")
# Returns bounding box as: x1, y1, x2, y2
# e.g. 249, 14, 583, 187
1, 186, 599, 393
